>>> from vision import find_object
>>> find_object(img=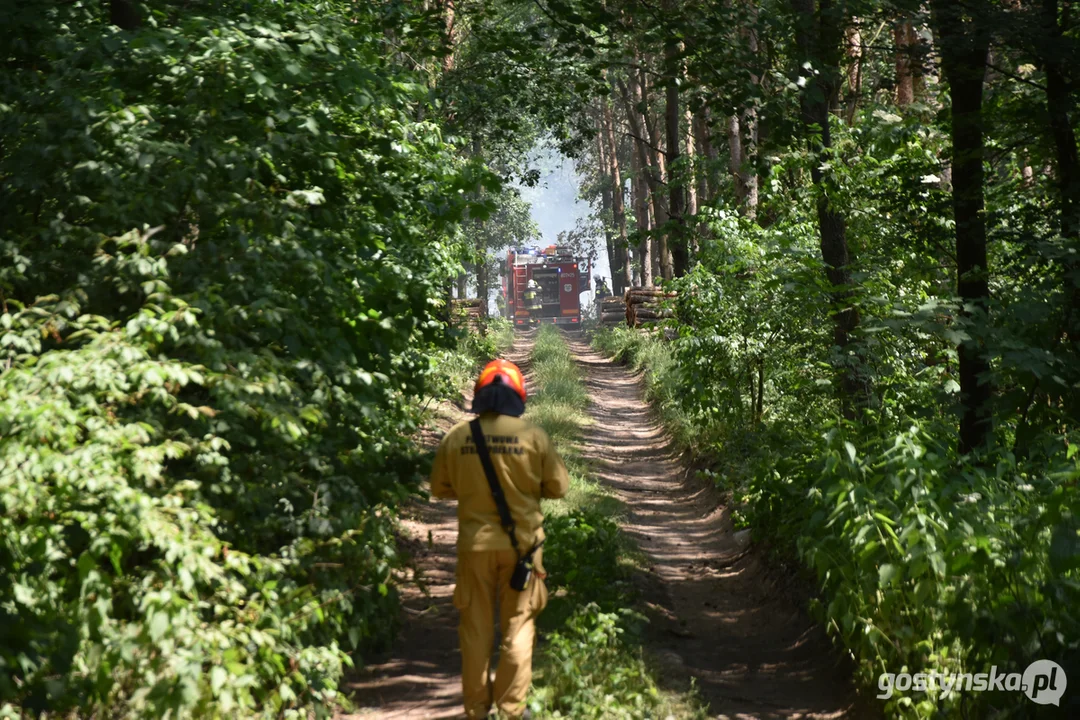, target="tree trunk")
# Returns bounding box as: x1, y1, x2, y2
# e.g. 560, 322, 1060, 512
603, 97, 633, 292
738, 17, 762, 215
595, 113, 618, 295
845, 22, 863, 124
895, 20, 916, 106
755, 358, 765, 423
742, 106, 760, 215
472, 135, 487, 313
631, 135, 655, 287
791, 0, 866, 419
441, 0, 457, 71
109, 0, 140, 29
931, 0, 993, 453
621, 66, 673, 280
1040, 0, 1080, 341
476, 252, 488, 314
685, 104, 699, 241
1040, 0, 1080, 235
727, 114, 751, 208
694, 110, 714, 205
665, 37, 689, 276
640, 63, 675, 278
